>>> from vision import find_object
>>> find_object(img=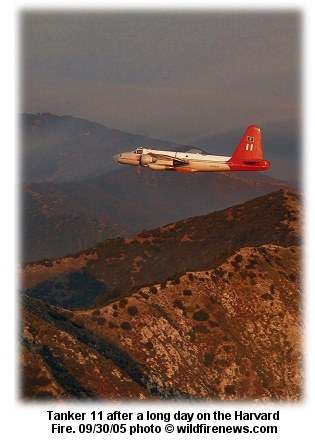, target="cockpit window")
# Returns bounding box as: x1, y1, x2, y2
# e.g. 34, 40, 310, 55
133, 147, 143, 154
186, 148, 209, 155
186, 148, 203, 154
